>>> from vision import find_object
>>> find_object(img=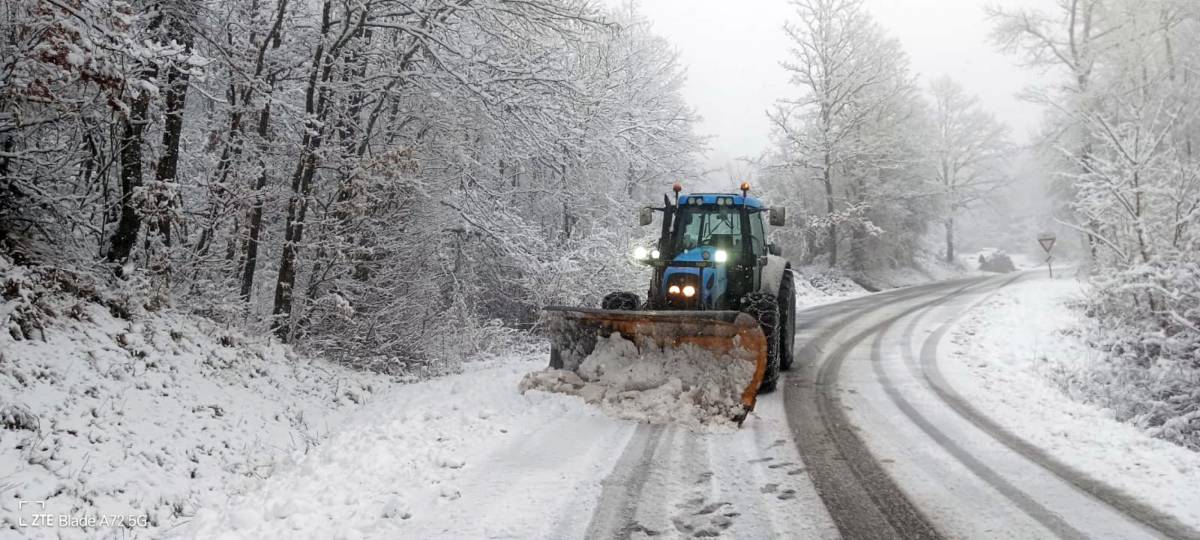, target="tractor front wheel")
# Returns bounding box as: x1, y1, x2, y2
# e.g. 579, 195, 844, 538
740, 292, 781, 393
